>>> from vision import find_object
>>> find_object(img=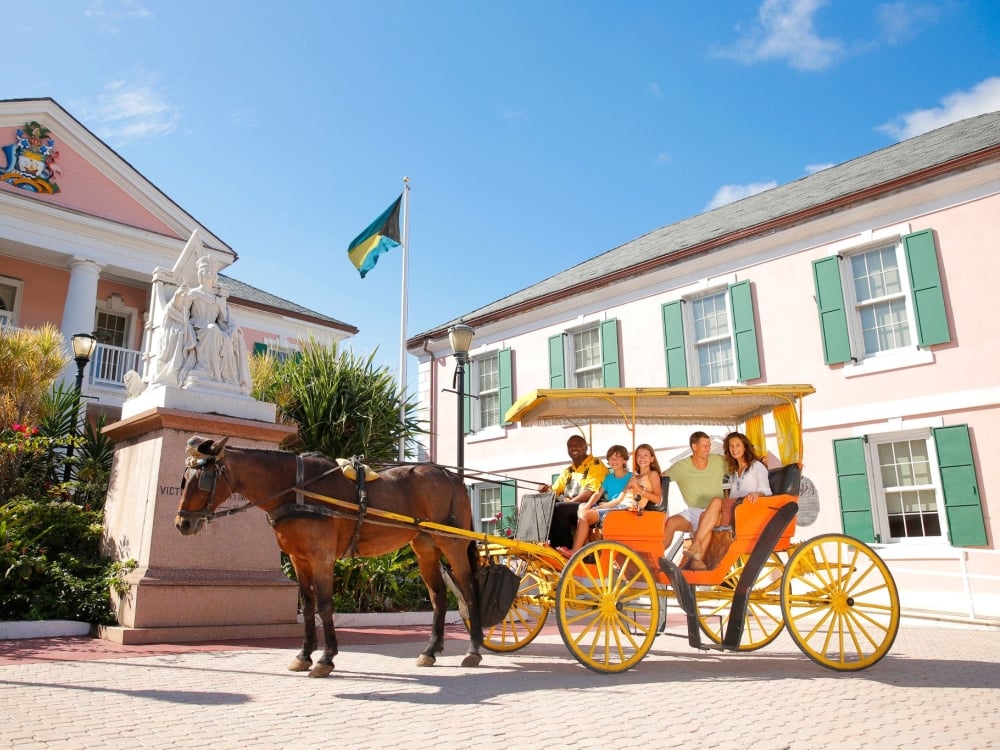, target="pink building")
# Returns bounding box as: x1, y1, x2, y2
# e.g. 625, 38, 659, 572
408, 111, 1000, 619
0, 98, 356, 424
